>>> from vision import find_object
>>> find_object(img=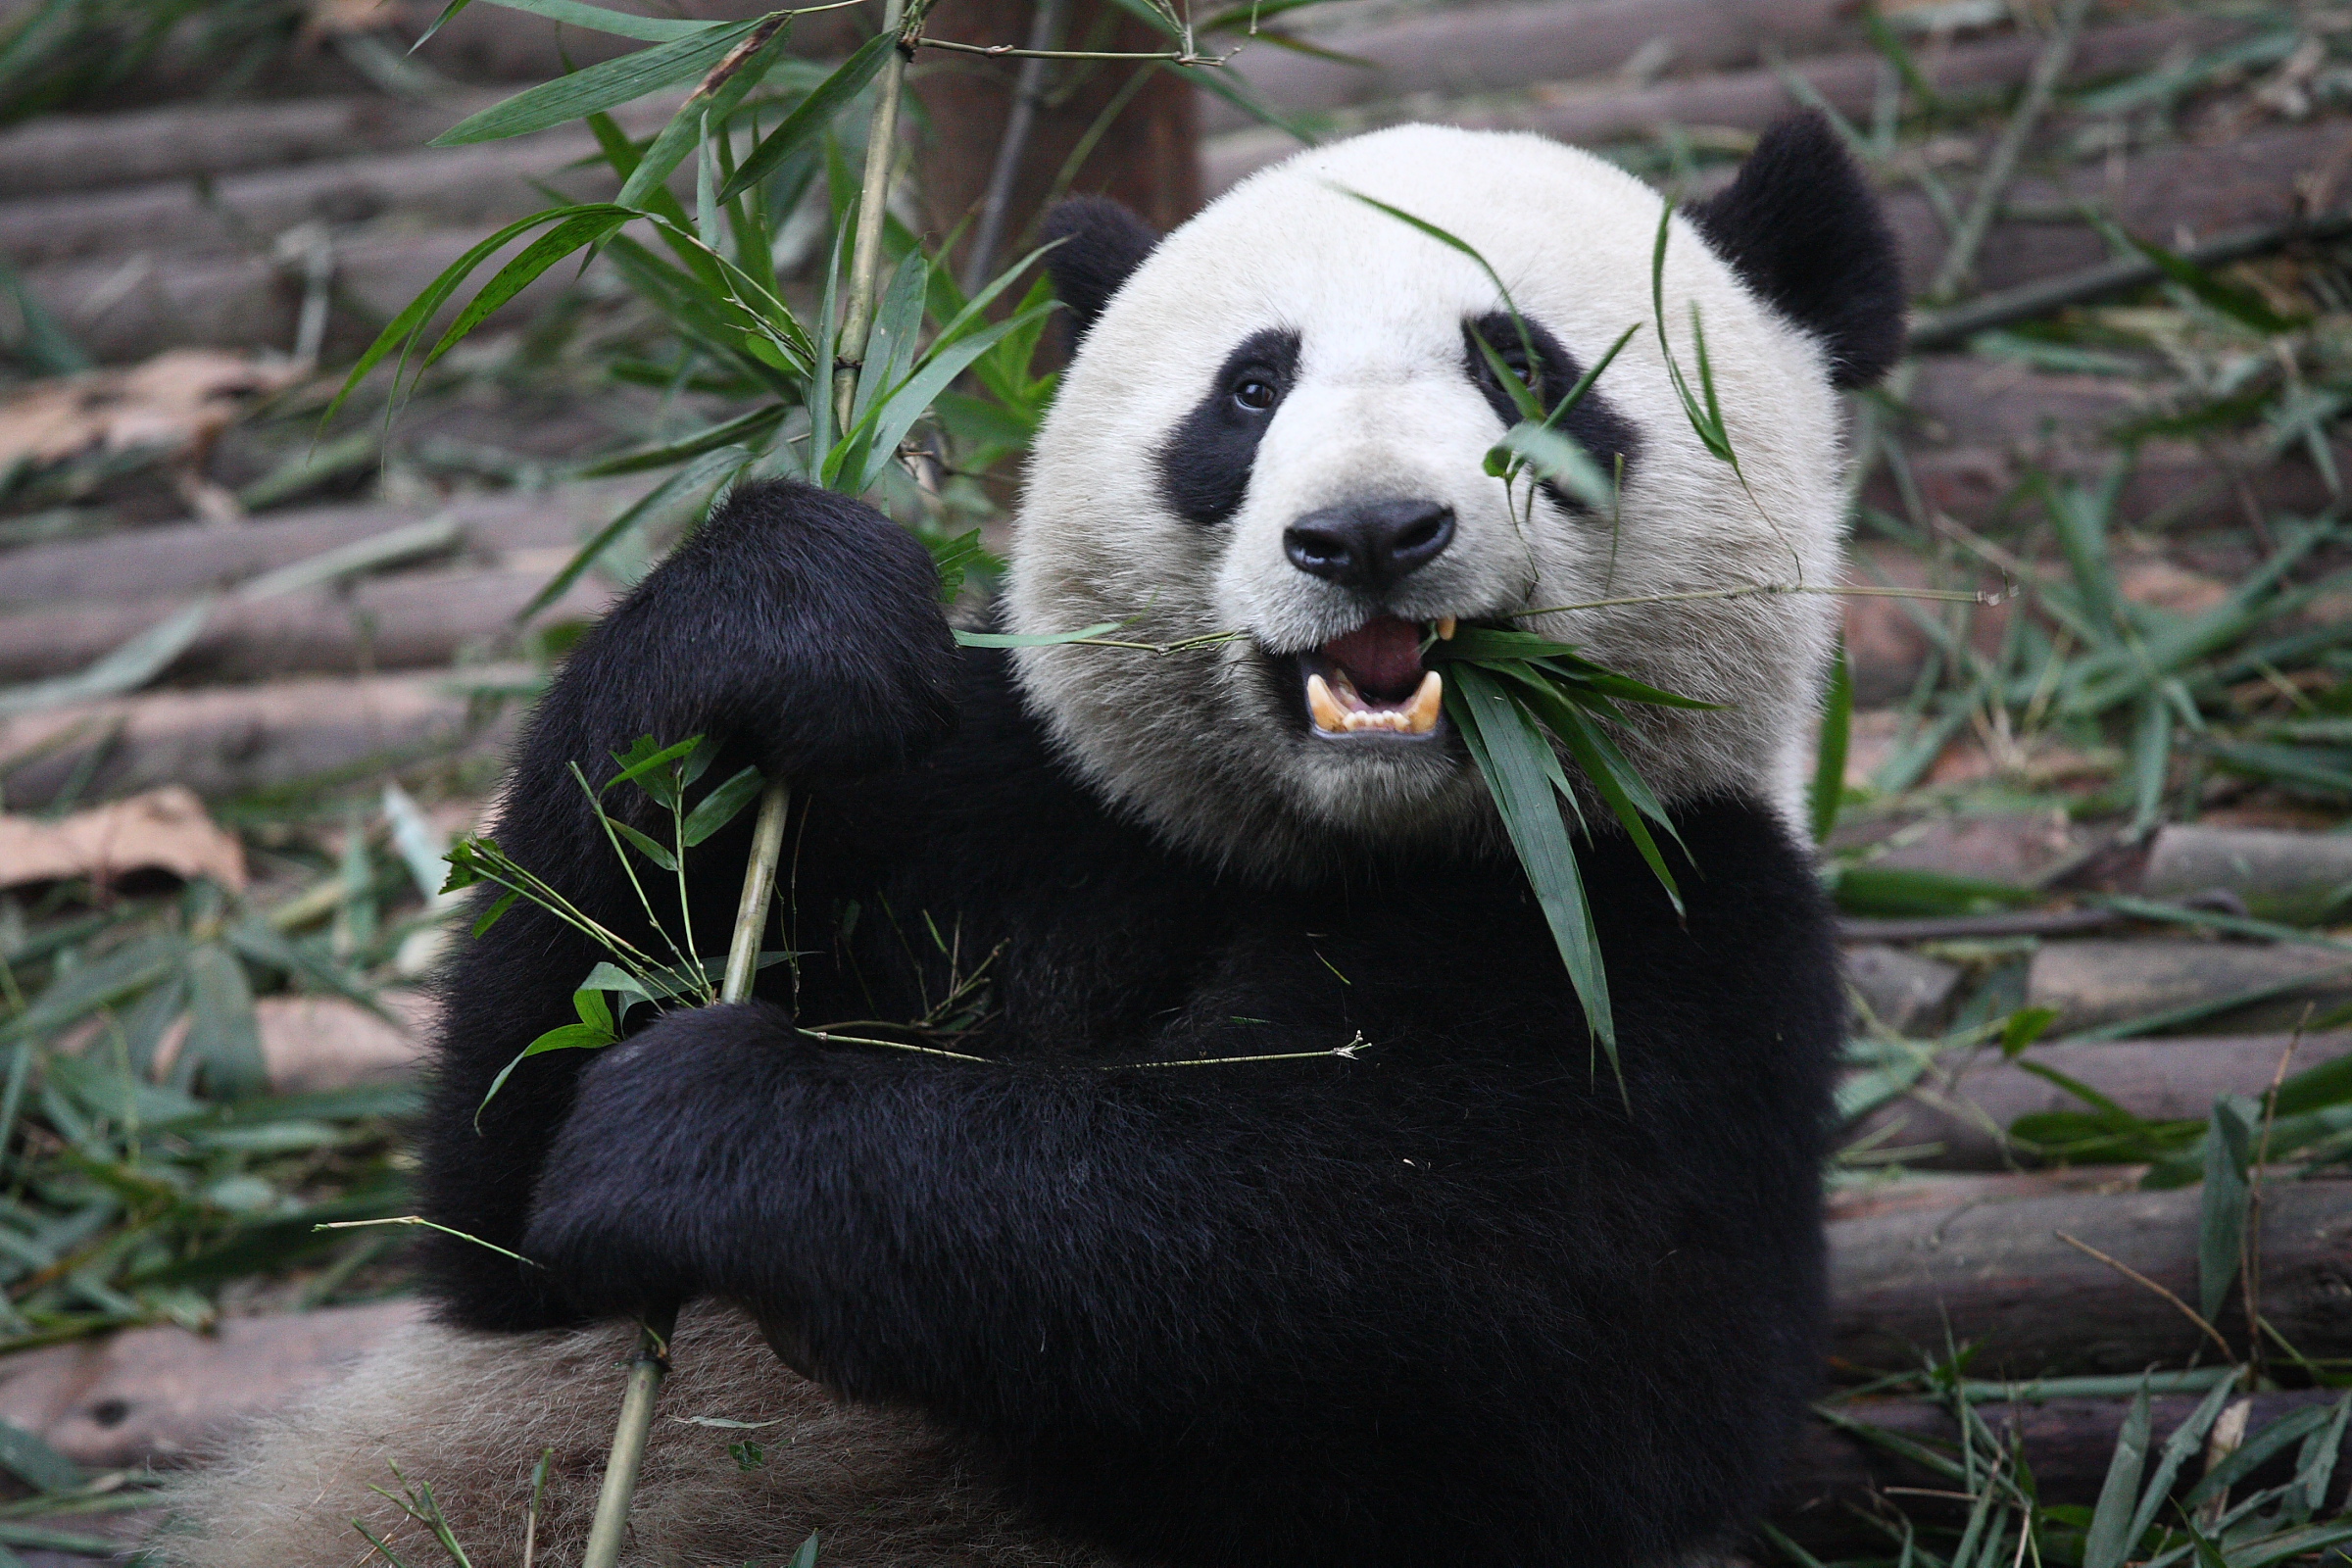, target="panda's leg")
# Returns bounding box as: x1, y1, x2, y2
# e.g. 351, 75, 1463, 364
156, 1304, 1110, 1568
421, 480, 959, 1331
